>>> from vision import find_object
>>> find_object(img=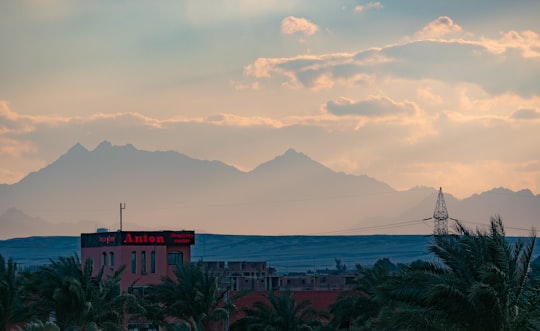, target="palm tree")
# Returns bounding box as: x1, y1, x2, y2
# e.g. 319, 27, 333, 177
329, 258, 398, 330
25, 255, 95, 330
24, 254, 138, 331
143, 262, 230, 331
0, 255, 27, 331
85, 264, 142, 331
16, 320, 60, 331
231, 288, 322, 331
382, 216, 540, 331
